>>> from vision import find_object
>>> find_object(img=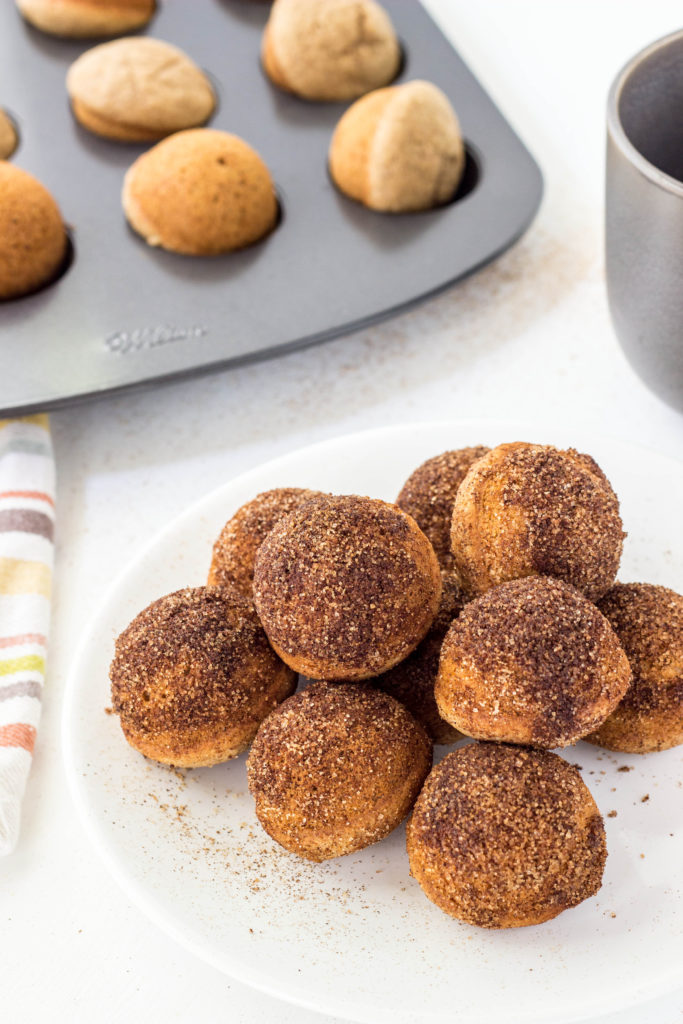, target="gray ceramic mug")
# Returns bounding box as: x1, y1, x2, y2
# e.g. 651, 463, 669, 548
606, 29, 683, 411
